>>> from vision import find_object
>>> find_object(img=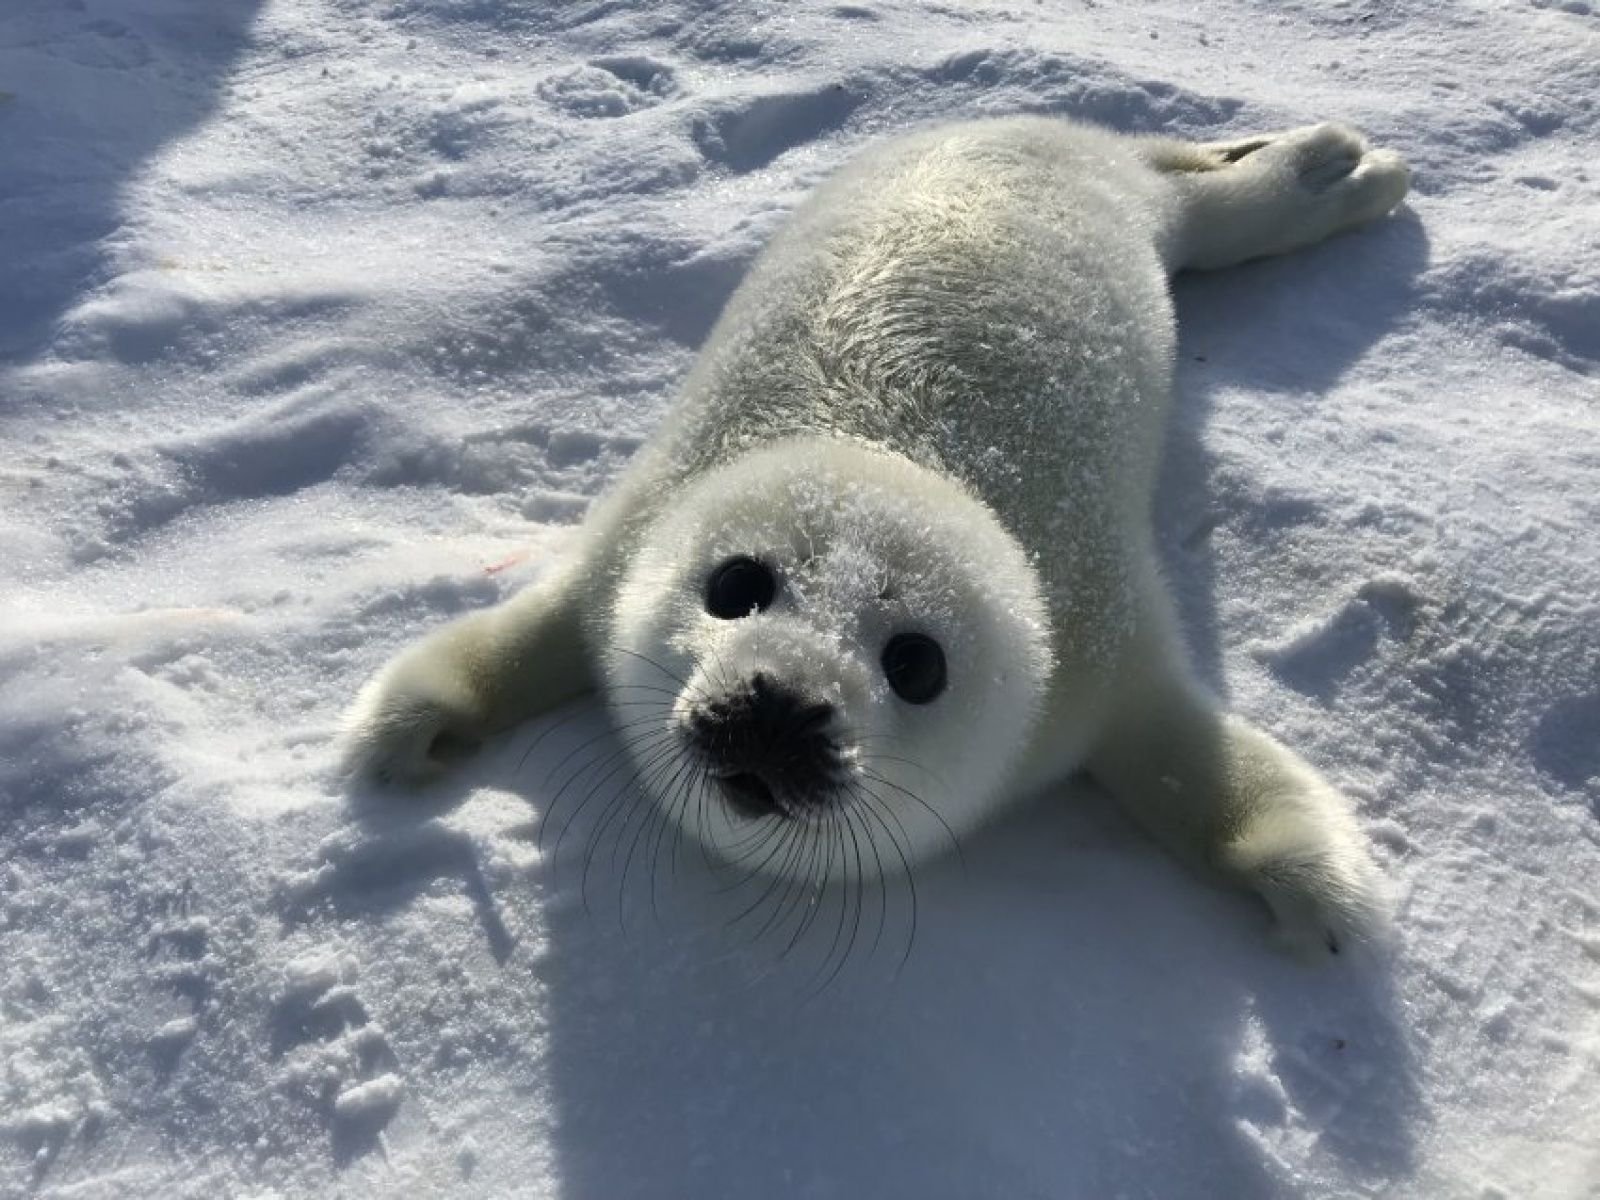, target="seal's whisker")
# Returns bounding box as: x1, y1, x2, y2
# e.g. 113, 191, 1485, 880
548, 726, 676, 865
804, 798, 863, 993
617, 738, 699, 929
843, 782, 893, 962
736, 821, 808, 938
848, 773, 921, 870
801, 798, 870, 997
718, 811, 791, 862
860, 767, 964, 868
709, 815, 791, 891
565, 737, 662, 870
620, 735, 701, 923
776, 810, 834, 960
539, 718, 674, 856
582, 733, 685, 914
538, 708, 674, 802
851, 747, 951, 790
851, 779, 921, 976
775, 814, 825, 958
601, 683, 691, 700
720, 809, 803, 895
766, 826, 817, 957
693, 754, 721, 874
648, 750, 703, 920
729, 816, 810, 936
611, 732, 690, 875
607, 645, 706, 698
512, 702, 604, 780
673, 764, 712, 880
842, 797, 872, 971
